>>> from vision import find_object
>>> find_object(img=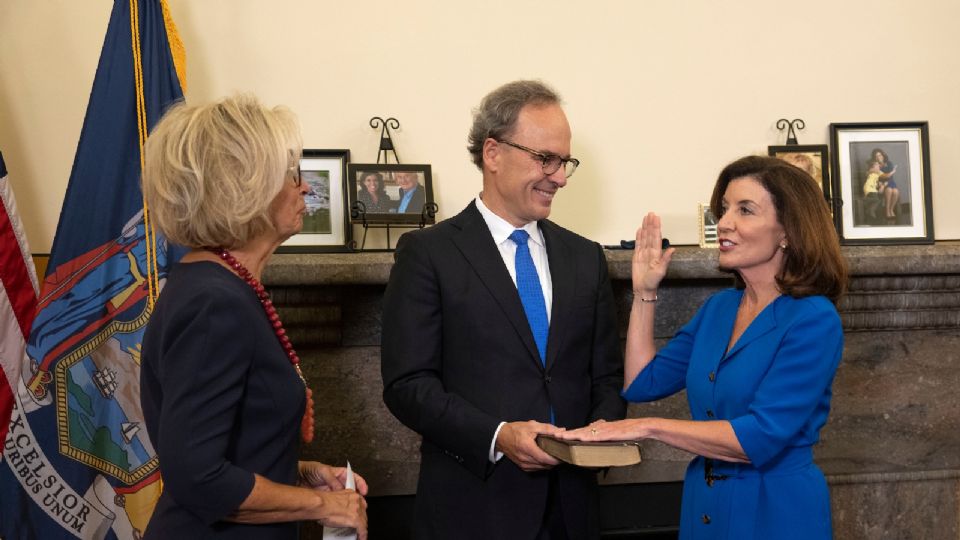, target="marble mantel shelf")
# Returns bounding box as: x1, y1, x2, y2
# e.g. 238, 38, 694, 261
264, 241, 960, 285
265, 241, 960, 538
